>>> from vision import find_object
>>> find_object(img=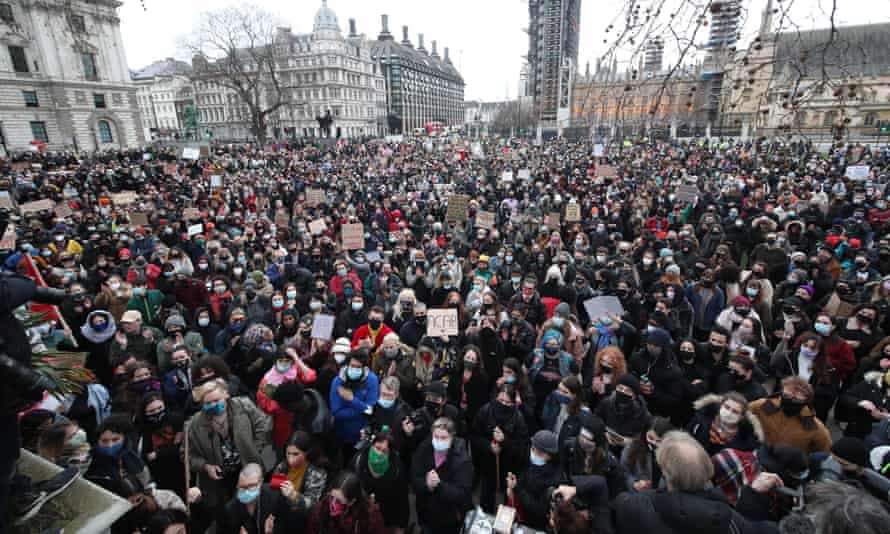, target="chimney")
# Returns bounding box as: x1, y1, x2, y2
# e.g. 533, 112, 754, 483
348, 18, 357, 37
430, 40, 440, 59
443, 46, 452, 64
378, 14, 392, 40
401, 26, 413, 47
417, 33, 427, 54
